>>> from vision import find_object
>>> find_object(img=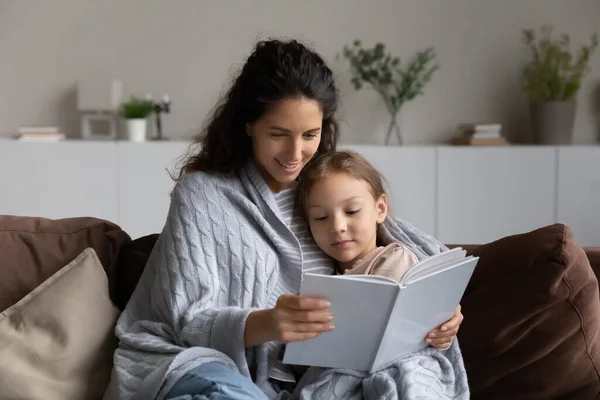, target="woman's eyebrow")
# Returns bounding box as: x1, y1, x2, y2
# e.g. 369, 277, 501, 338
268, 126, 321, 134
